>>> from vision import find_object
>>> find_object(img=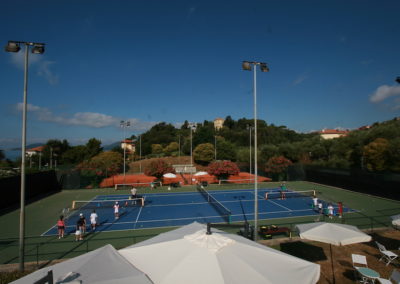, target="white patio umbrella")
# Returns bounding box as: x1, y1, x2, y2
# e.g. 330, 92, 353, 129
163, 173, 176, 178
194, 171, 208, 176
11, 244, 153, 284
120, 222, 320, 284
391, 214, 400, 226
296, 222, 372, 284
